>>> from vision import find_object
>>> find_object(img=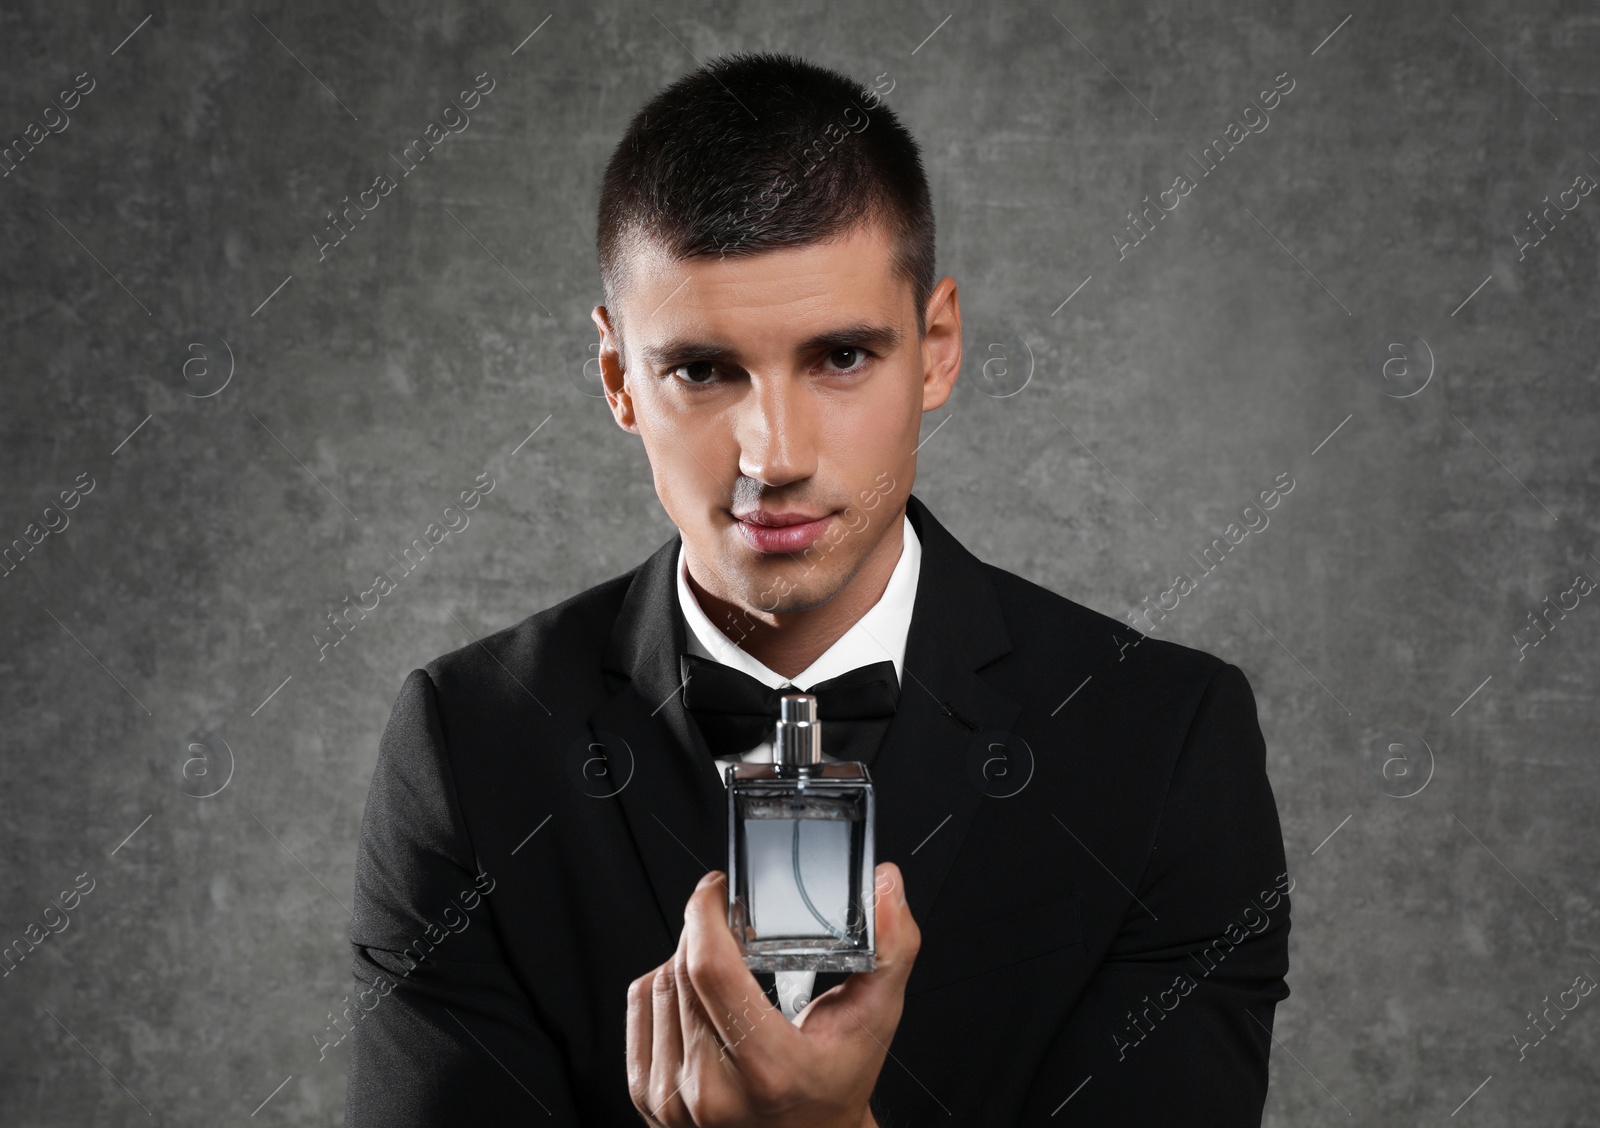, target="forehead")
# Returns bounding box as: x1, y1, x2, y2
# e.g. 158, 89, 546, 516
616, 222, 909, 353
